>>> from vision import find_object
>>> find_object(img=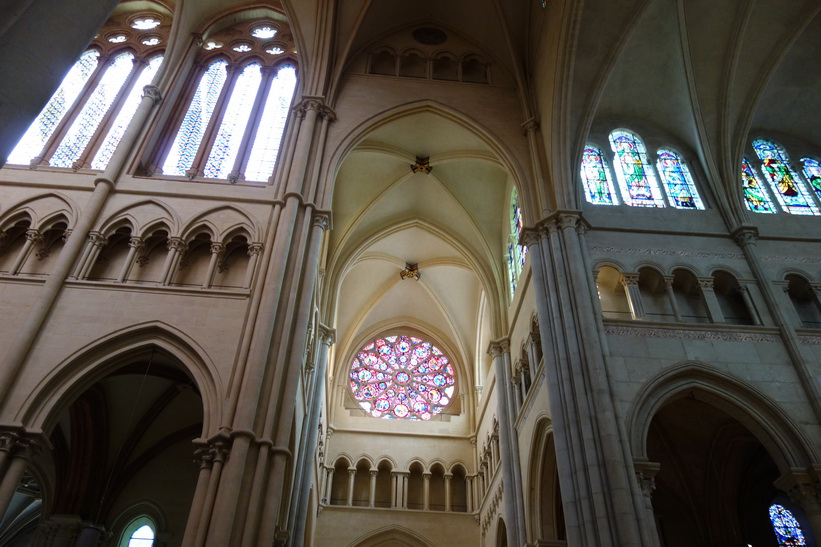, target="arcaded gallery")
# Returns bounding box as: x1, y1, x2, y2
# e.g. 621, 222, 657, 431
1, 0, 821, 545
